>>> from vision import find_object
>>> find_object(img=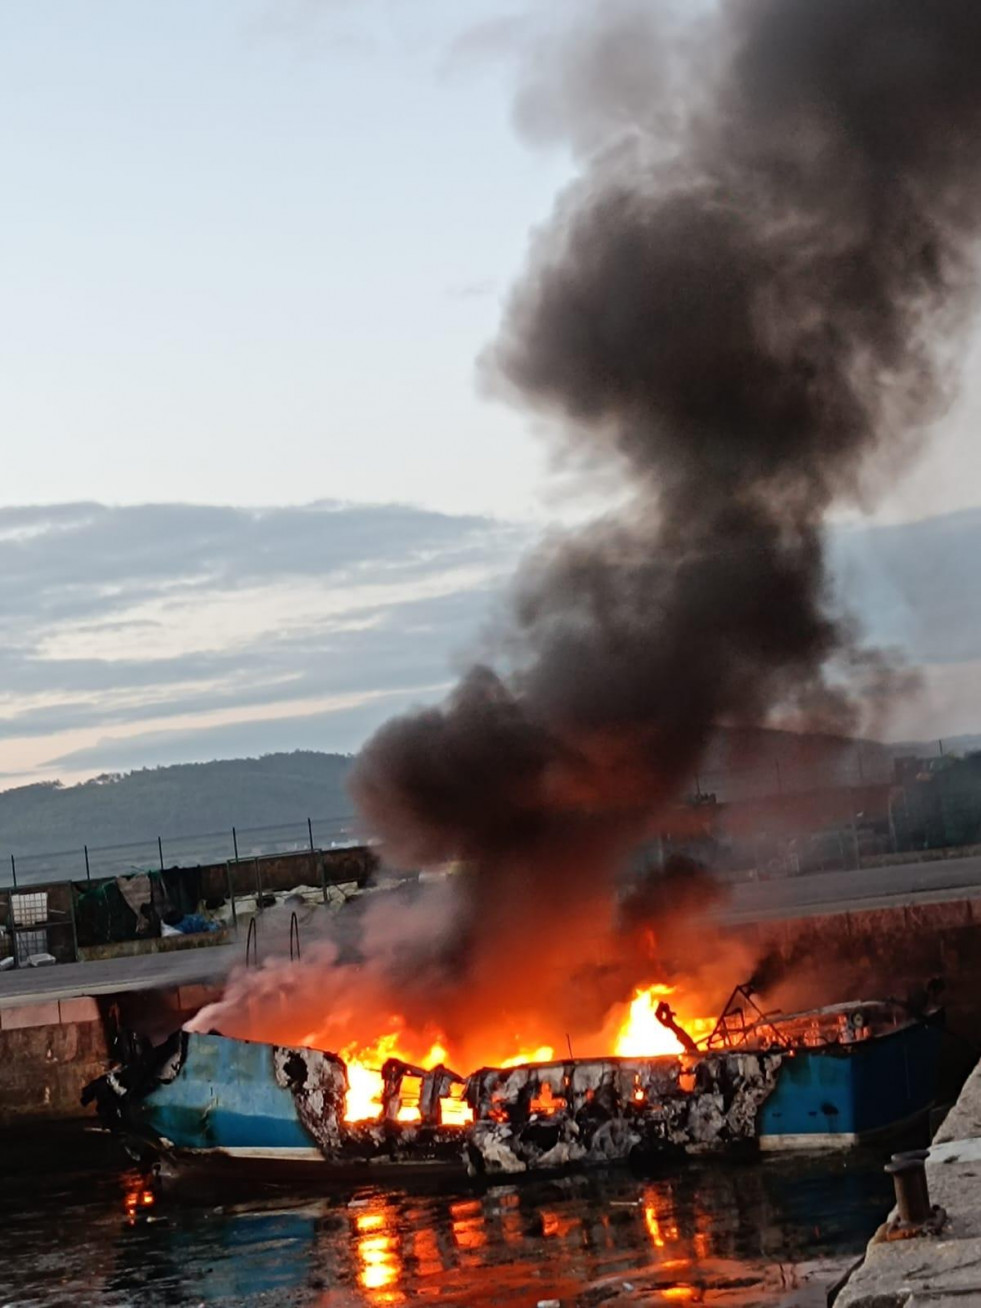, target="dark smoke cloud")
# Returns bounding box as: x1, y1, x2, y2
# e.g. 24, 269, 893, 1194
353, 1, 981, 994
